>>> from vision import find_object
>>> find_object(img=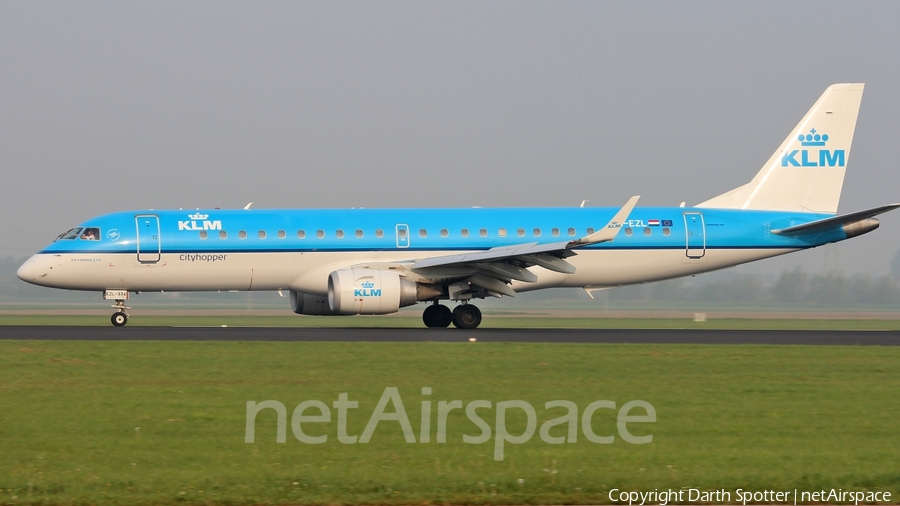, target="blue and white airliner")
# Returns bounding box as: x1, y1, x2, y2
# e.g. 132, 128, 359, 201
16, 83, 900, 328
